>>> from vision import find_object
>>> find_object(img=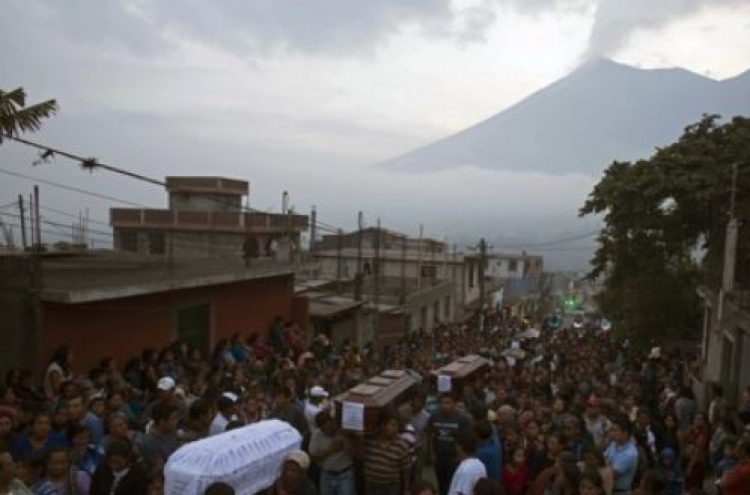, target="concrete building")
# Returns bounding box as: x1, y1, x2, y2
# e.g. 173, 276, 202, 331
313, 229, 483, 329
0, 252, 308, 373
484, 252, 544, 320
485, 252, 544, 281
697, 218, 750, 407
110, 177, 309, 260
